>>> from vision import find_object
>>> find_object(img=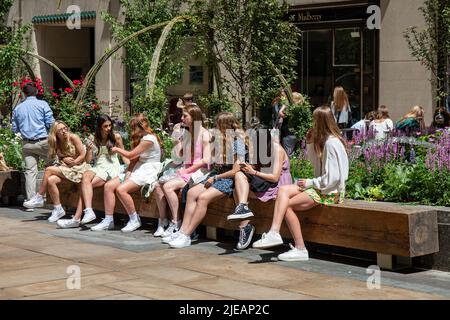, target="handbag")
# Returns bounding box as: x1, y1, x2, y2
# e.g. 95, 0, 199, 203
187, 168, 211, 188
247, 174, 277, 193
